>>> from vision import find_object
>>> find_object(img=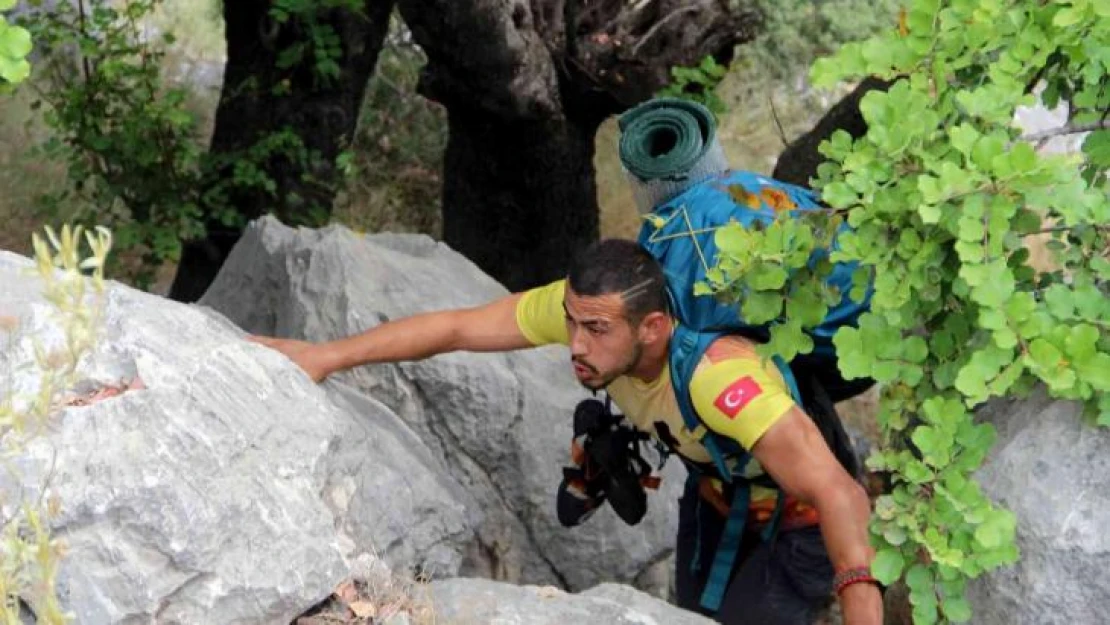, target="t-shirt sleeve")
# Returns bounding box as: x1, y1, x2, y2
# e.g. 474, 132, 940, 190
689, 357, 796, 450
514, 279, 569, 346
